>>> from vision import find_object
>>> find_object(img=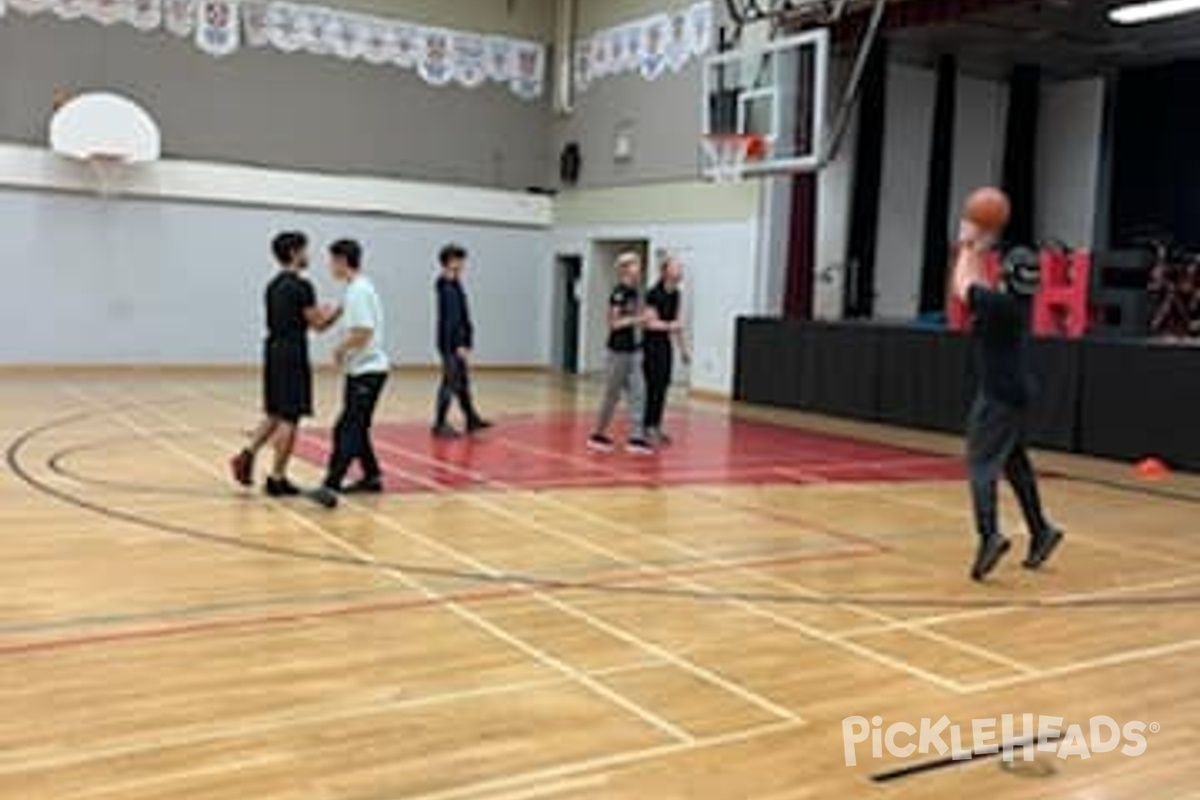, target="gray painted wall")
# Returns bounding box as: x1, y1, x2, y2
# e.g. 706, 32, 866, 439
0, 187, 551, 365
551, 65, 704, 188
0, 14, 552, 189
